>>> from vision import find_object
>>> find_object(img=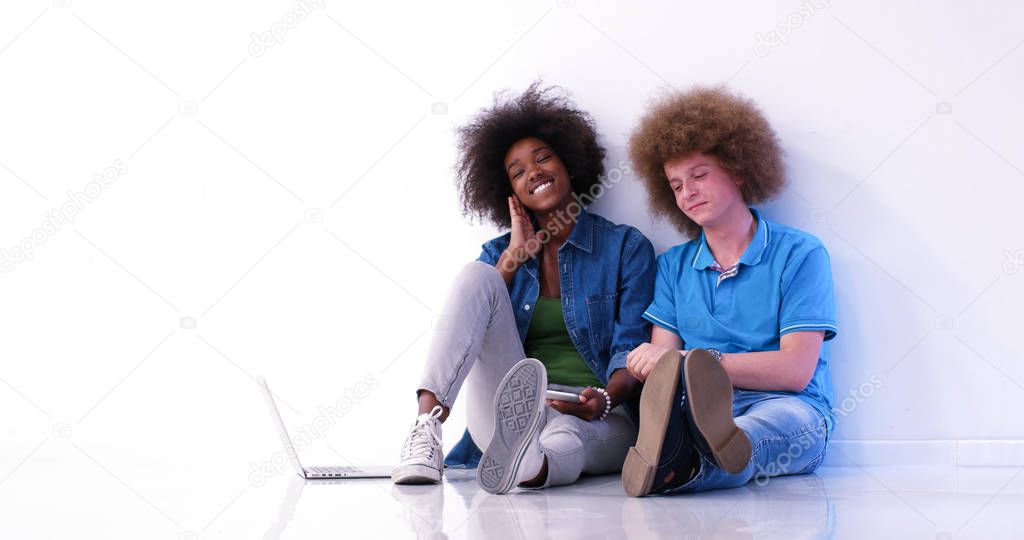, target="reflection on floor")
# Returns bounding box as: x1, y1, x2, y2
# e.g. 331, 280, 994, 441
266, 466, 1024, 539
